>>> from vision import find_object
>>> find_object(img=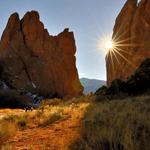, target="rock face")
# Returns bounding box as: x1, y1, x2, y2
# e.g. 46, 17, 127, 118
106, 0, 150, 86
0, 11, 83, 98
